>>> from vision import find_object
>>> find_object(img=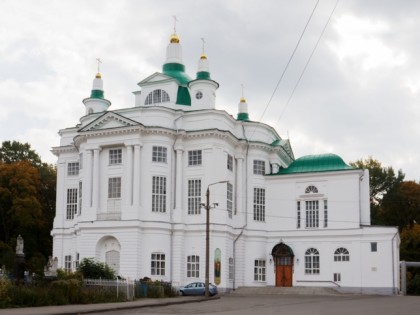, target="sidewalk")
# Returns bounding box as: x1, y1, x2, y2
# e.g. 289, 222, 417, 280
0, 296, 219, 315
